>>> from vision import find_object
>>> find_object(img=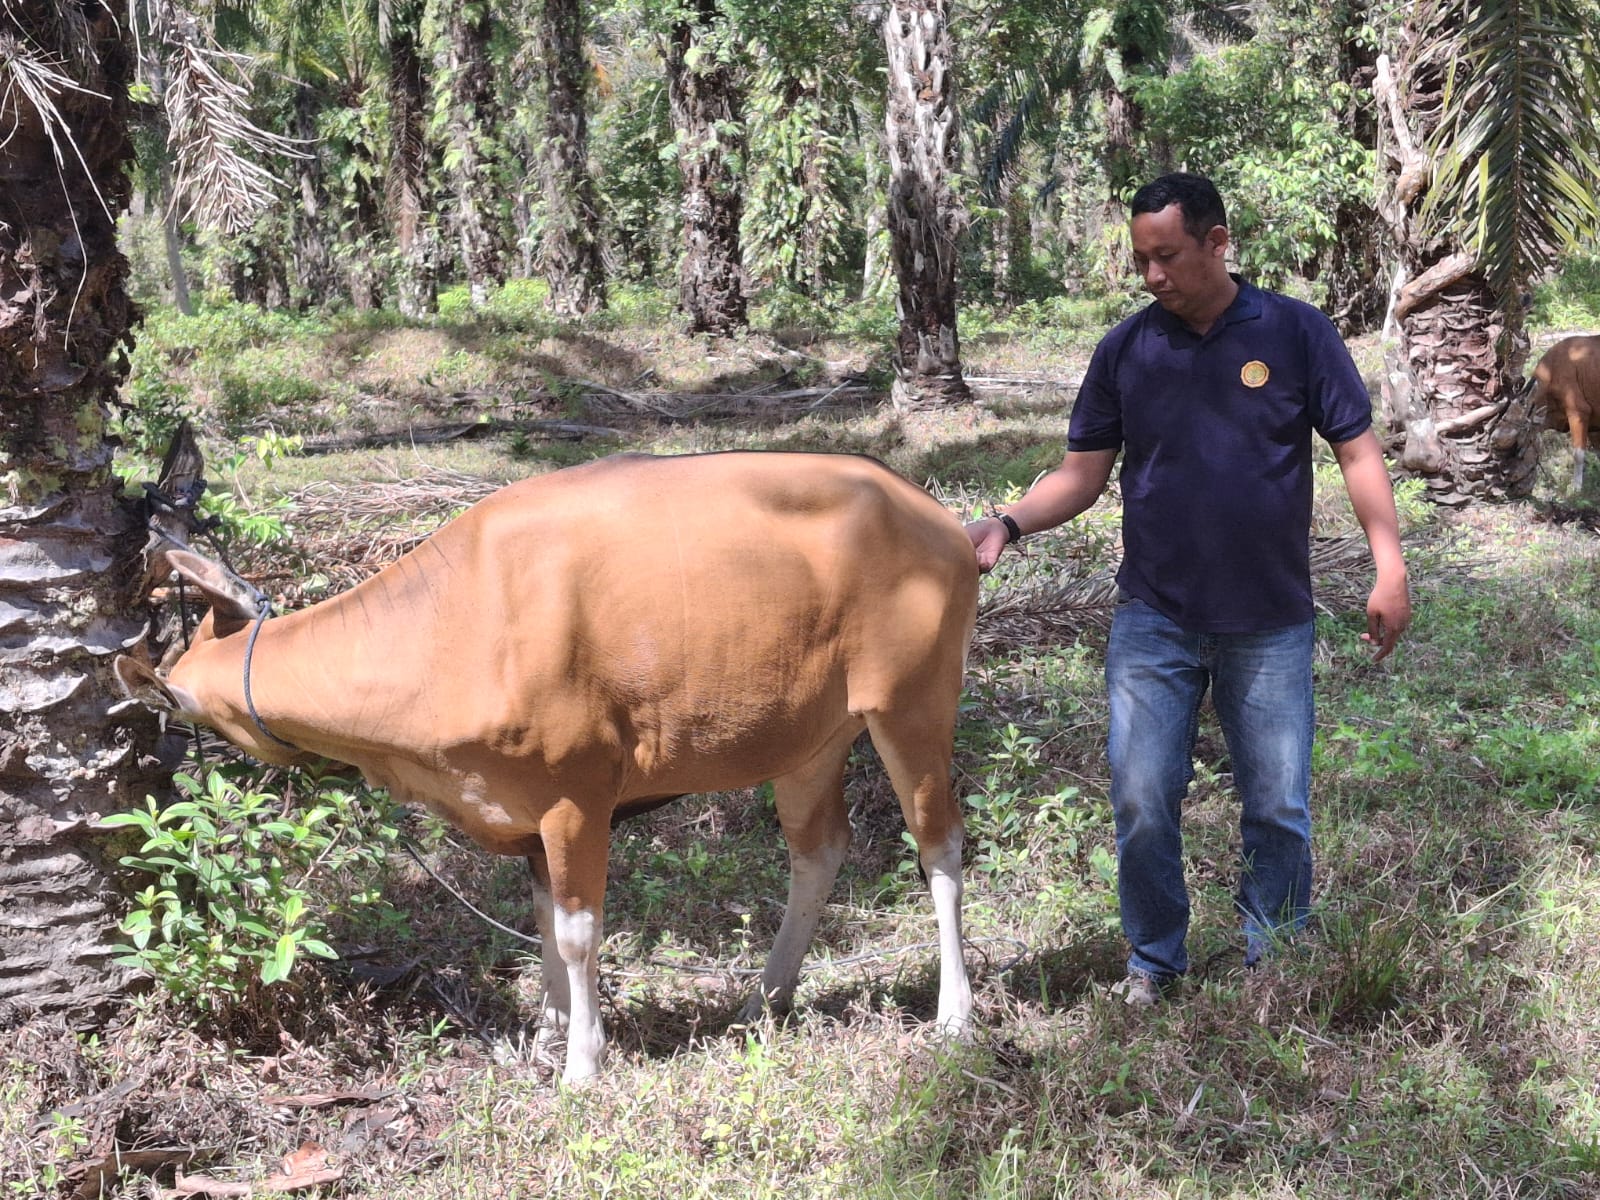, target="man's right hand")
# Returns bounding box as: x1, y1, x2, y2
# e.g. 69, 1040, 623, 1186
966, 517, 1010, 574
